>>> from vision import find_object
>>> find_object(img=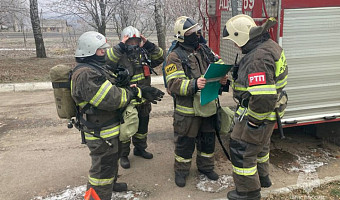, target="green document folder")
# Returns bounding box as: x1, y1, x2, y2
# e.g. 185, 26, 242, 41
201, 63, 233, 105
